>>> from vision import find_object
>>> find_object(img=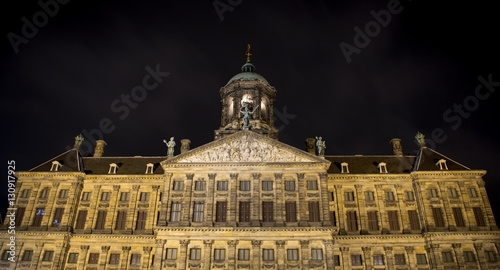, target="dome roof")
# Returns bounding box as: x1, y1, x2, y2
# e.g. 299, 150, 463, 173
226, 62, 269, 85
